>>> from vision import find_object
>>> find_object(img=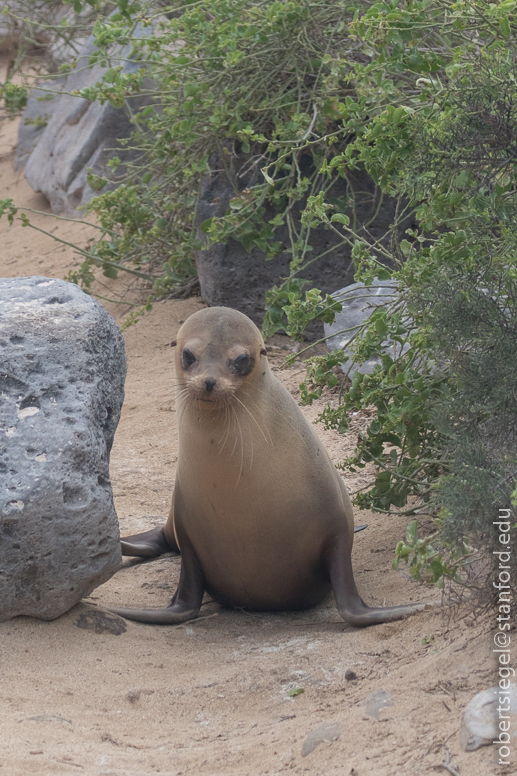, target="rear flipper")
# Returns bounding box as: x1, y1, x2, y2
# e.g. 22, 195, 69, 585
327, 533, 424, 627
120, 526, 179, 558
